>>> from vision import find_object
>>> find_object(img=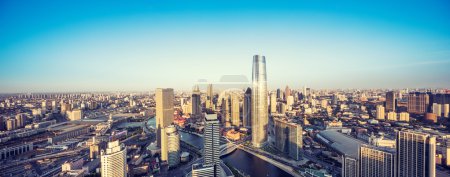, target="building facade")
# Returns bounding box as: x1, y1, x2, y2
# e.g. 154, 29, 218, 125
251, 55, 268, 148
